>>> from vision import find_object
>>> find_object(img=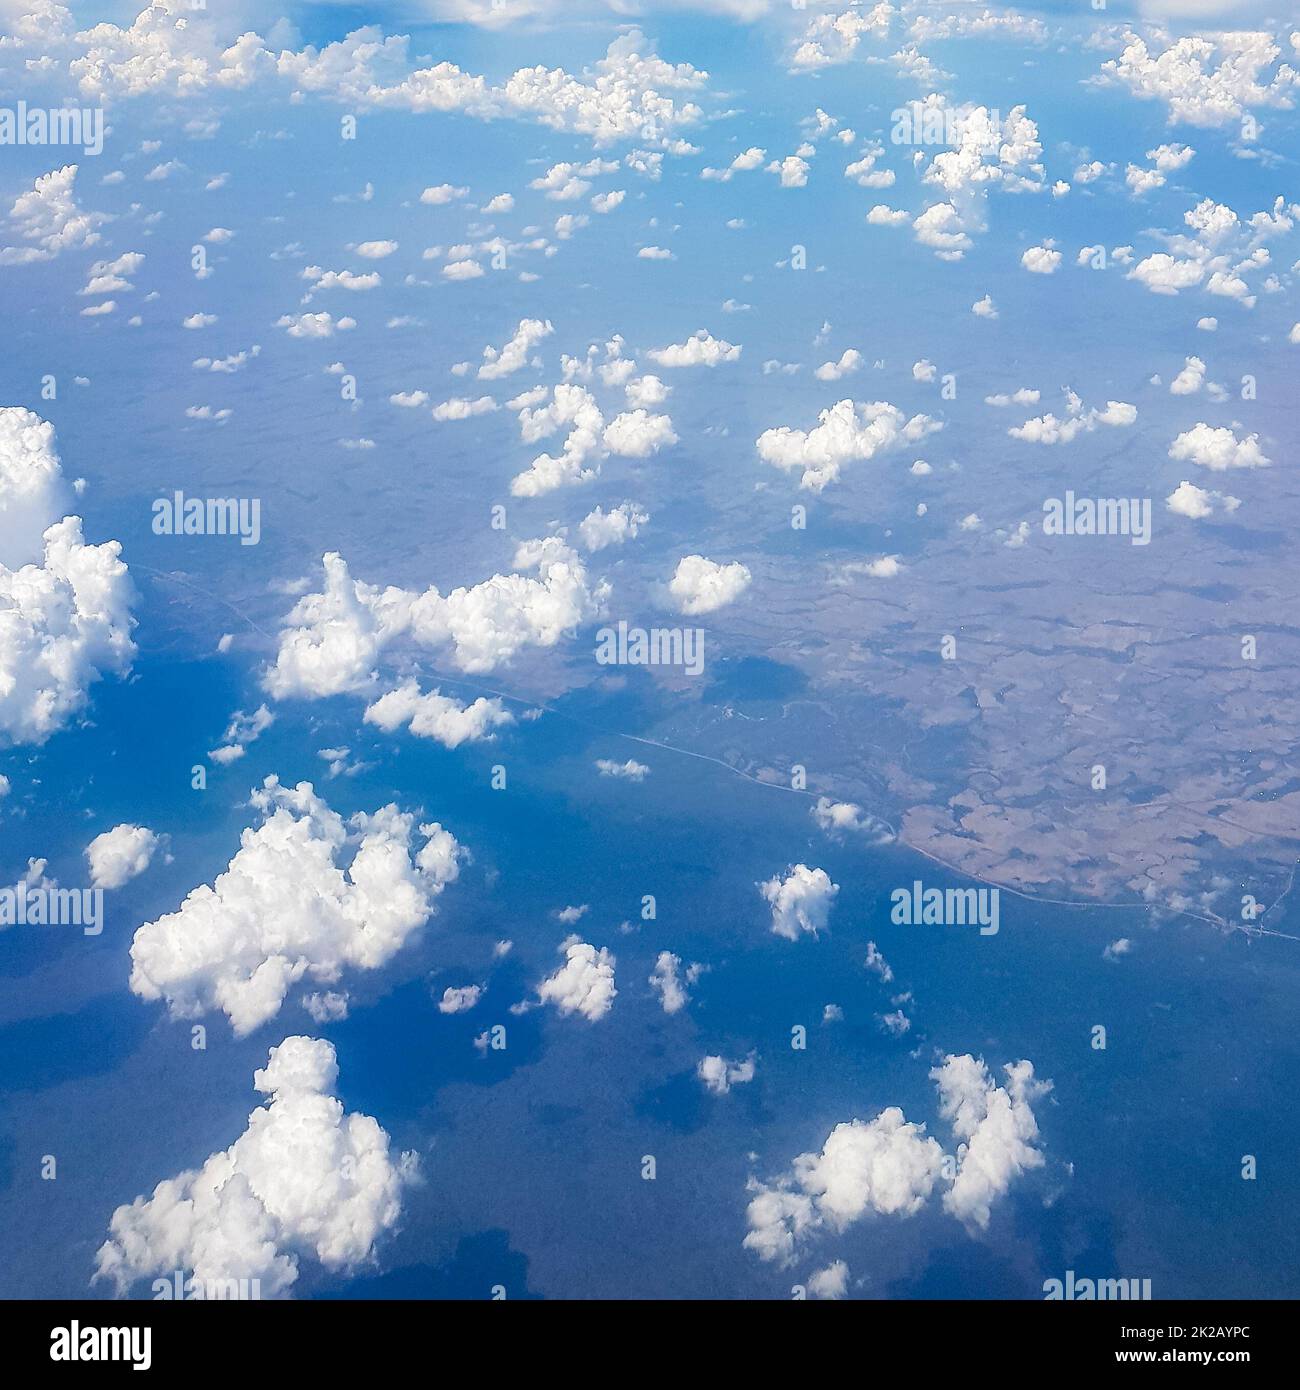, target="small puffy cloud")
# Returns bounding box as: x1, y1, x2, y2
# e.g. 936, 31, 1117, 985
86, 824, 160, 890
767, 155, 810, 188
866, 205, 909, 227
302, 990, 349, 1023
863, 940, 894, 983
856, 555, 902, 578
420, 184, 468, 205
807, 1261, 850, 1300
811, 796, 891, 843
1166, 479, 1240, 519
815, 349, 862, 381
669, 554, 751, 615
477, 317, 553, 380
353, 240, 398, 259
579, 501, 648, 551
1169, 423, 1269, 470
209, 703, 273, 765
912, 202, 972, 261
844, 146, 894, 189
702, 146, 766, 181
648, 950, 699, 1014
603, 409, 677, 457
699, 1052, 756, 1095
438, 984, 482, 1014
626, 375, 669, 409
95, 1037, 416, 1298
596, 757, 649, 780
276, 312, 355, 338
1128, 253, 1205, 296
1169, 356, 1206, 394
1021, 244, 1061, 274
432, 395, 497, 420
80, 251, 145, 297
756, 399, 939, 492
1010, 392, 1136, 445
535, 938, 617, 1022
647, 330, 740, 368
530, 158, 611, 201
364, 680, 513, 748
301, 266, 381, 294
972, 295, 998, 318
759, 864, 838, 941
128, 778, 463, 1036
